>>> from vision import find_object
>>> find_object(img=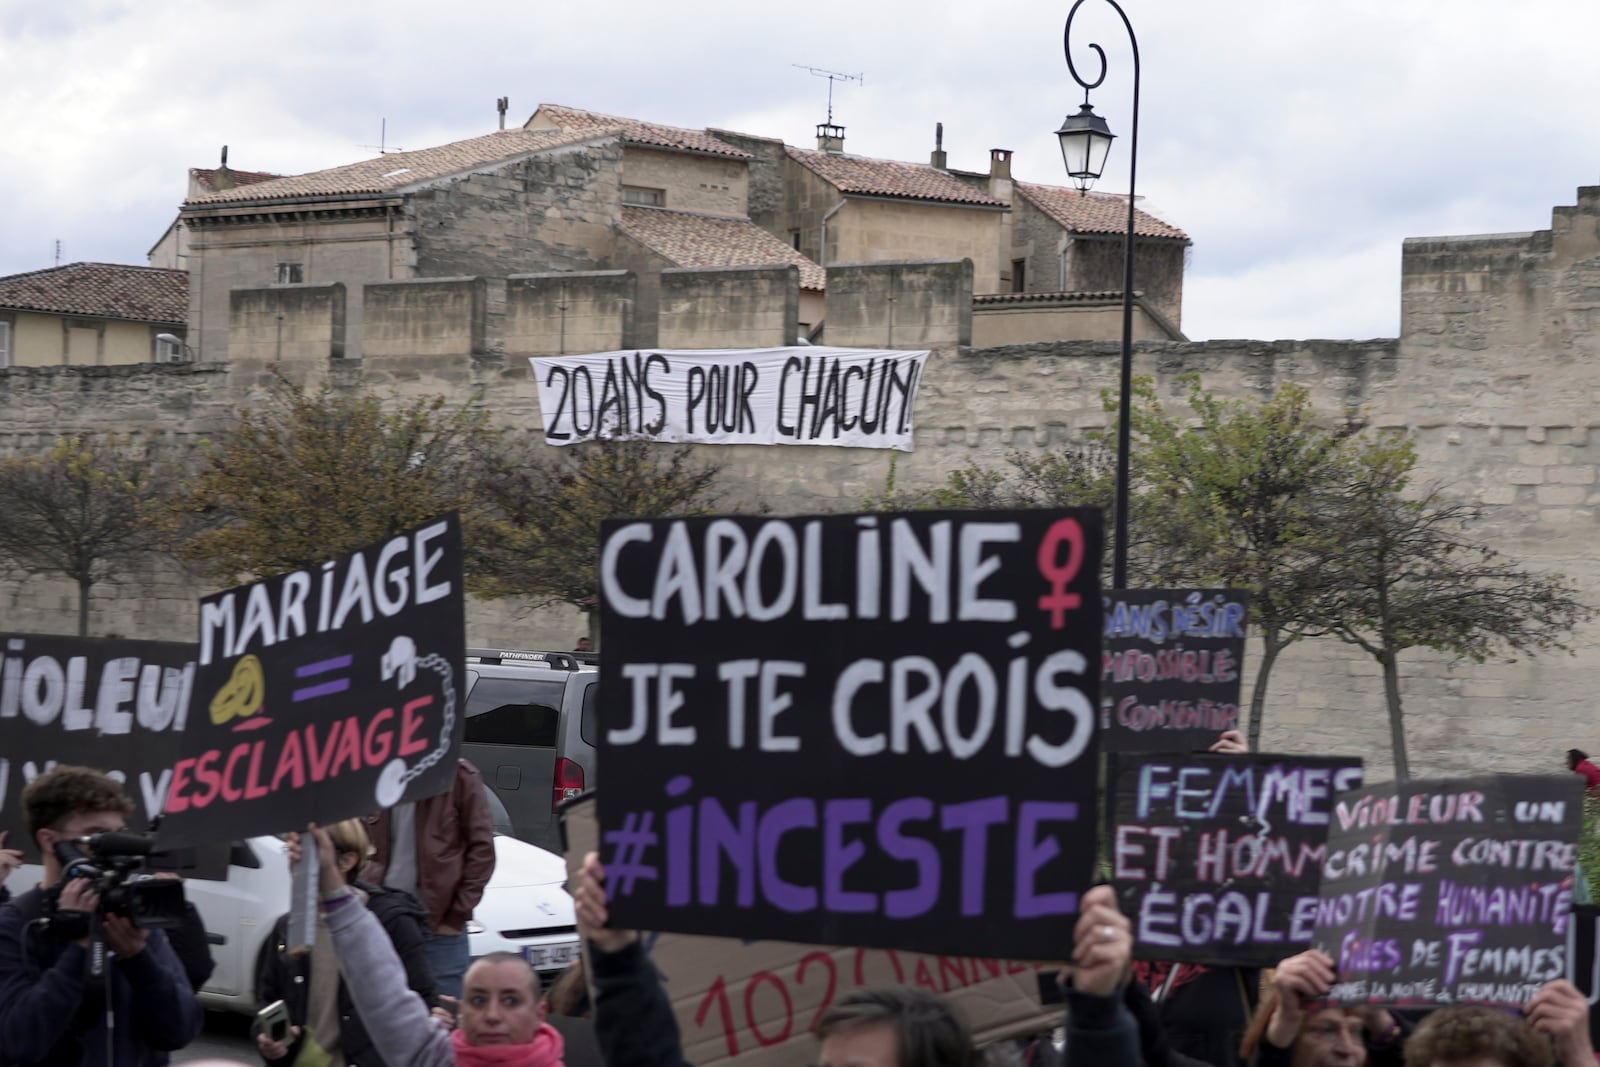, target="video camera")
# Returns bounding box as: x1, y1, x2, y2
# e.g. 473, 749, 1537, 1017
50, 831, 188, 931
